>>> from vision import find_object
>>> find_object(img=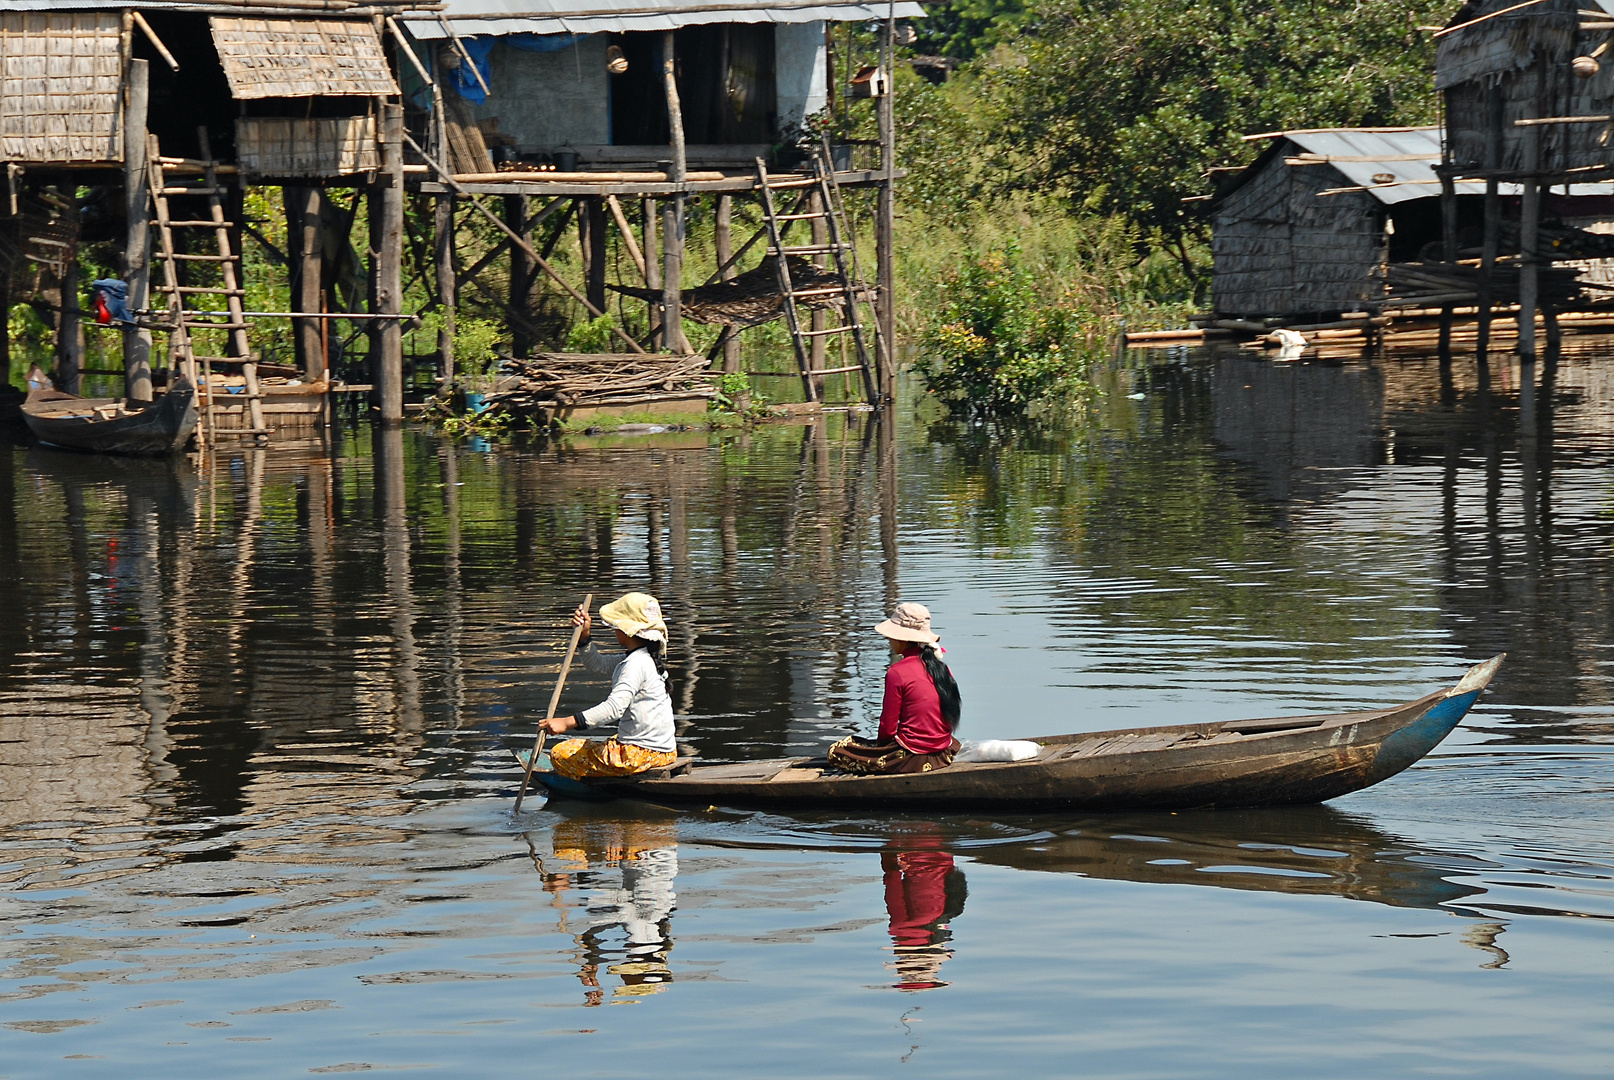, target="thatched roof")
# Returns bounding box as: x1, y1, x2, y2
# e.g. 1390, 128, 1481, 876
210, 16, 399, 99
0, 11, 122, 164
